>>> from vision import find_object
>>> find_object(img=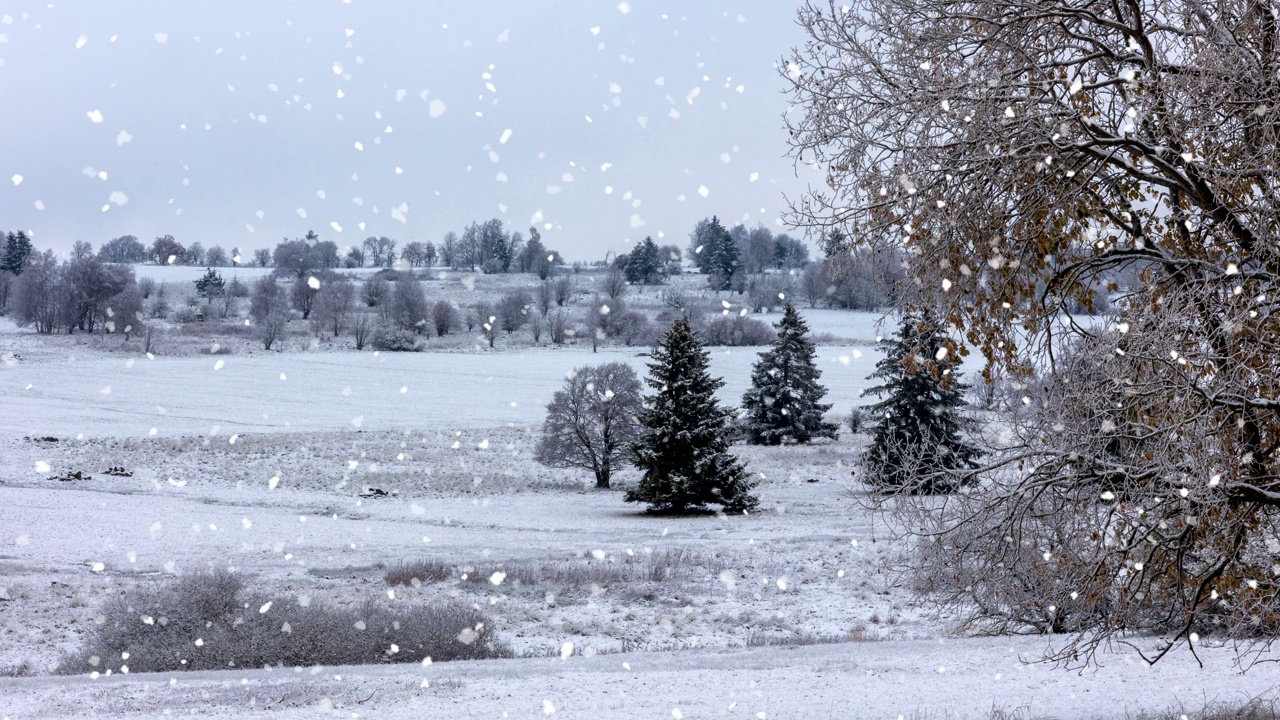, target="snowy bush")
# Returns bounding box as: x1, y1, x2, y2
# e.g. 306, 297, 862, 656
59, 570, 507, 673
699, 314, 774, 347
370, 325, 422, 352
